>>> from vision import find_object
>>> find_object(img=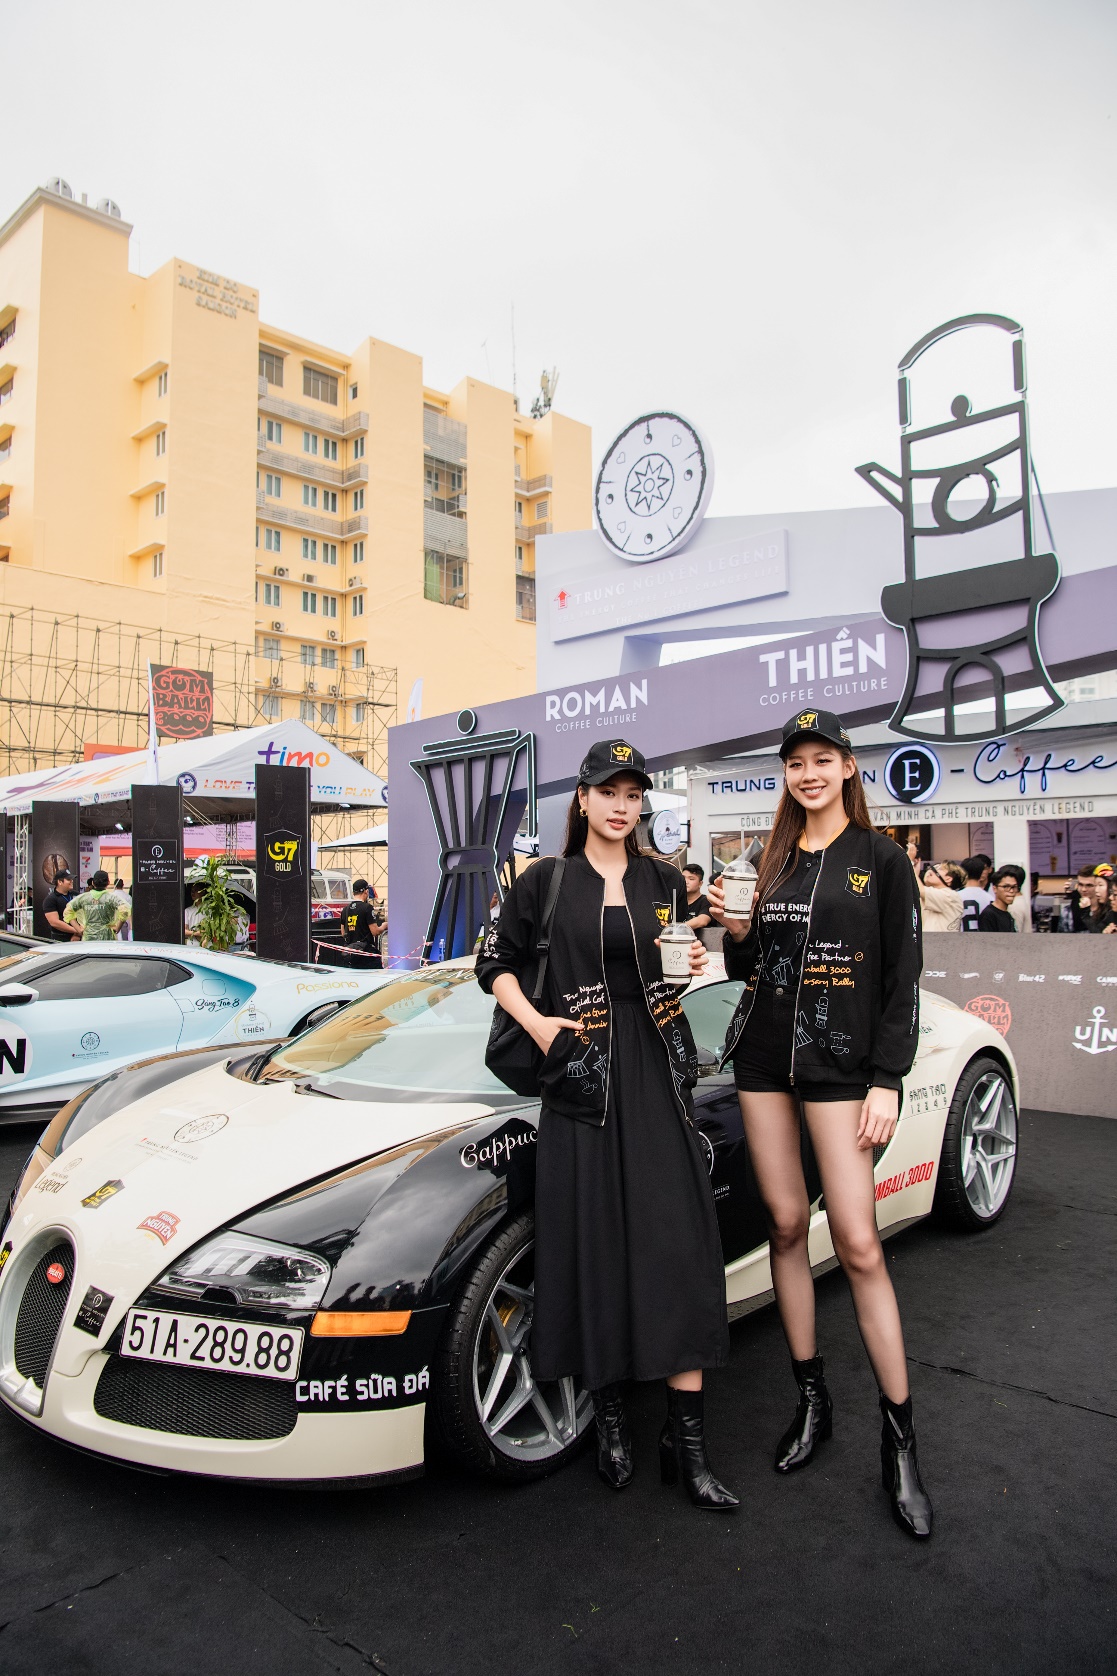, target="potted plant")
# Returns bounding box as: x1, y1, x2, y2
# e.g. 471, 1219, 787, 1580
185, 856, 247, 953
